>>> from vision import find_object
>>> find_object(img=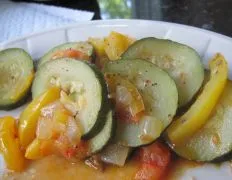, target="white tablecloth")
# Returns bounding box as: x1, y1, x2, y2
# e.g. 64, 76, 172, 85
0, 0, 94, 42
